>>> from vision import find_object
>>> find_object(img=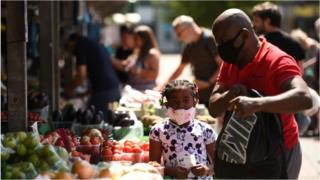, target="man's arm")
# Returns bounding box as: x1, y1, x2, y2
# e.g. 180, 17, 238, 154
229, 76, 312, 117
168, 63, 187, 82
111, 57, 125, 71
208, 84, 247, 118
71, 65, 87, 87
195, 55, 222, 90
64, 65, 87, 98
257, 76, 312, 112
